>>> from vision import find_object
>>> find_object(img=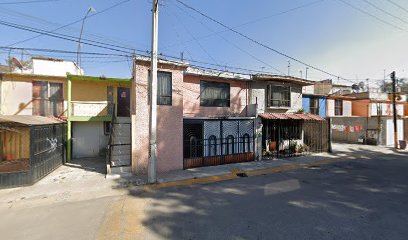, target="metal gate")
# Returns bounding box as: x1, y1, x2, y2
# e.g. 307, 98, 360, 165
303, 120, 329, 153
263, 119, 329, 158
183, 119, 255, 169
